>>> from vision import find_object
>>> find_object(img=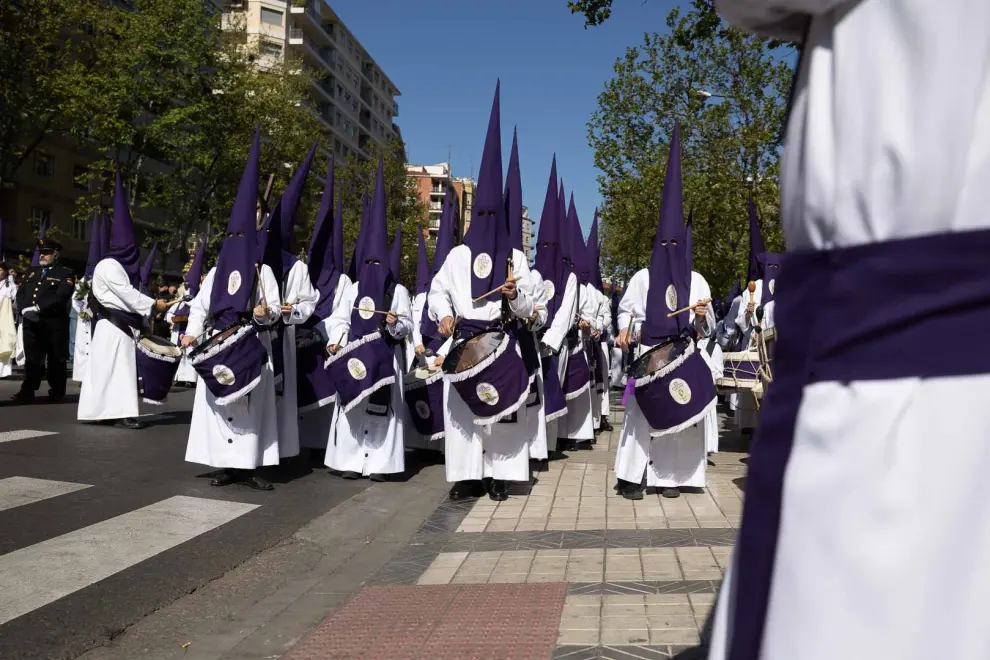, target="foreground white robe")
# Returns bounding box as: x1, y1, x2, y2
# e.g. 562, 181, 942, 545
429, 245, 543, 482
323, 280, 411, 475
0, 280, 17, 378
71, 291, 92, 382
614, 269, 714, 487
77, 259, 156, 421
298, 274, 351, 451
541, 272, 579, 452
561, 282, 597, 442
184, 266, 281, 470
710, 2, 990, 659
275, 260, 319, 459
